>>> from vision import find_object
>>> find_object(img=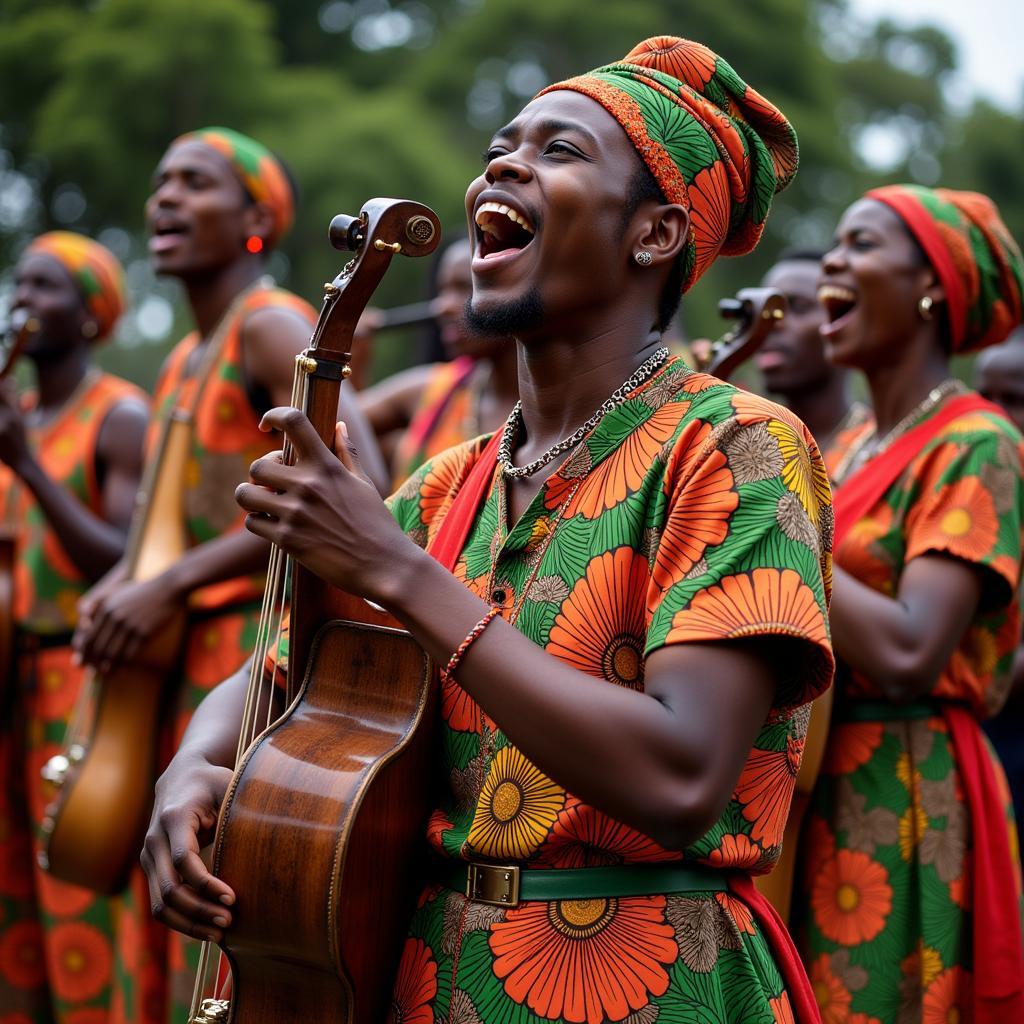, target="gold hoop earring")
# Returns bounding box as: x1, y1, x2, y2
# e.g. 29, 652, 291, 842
917, 295, 934, 320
